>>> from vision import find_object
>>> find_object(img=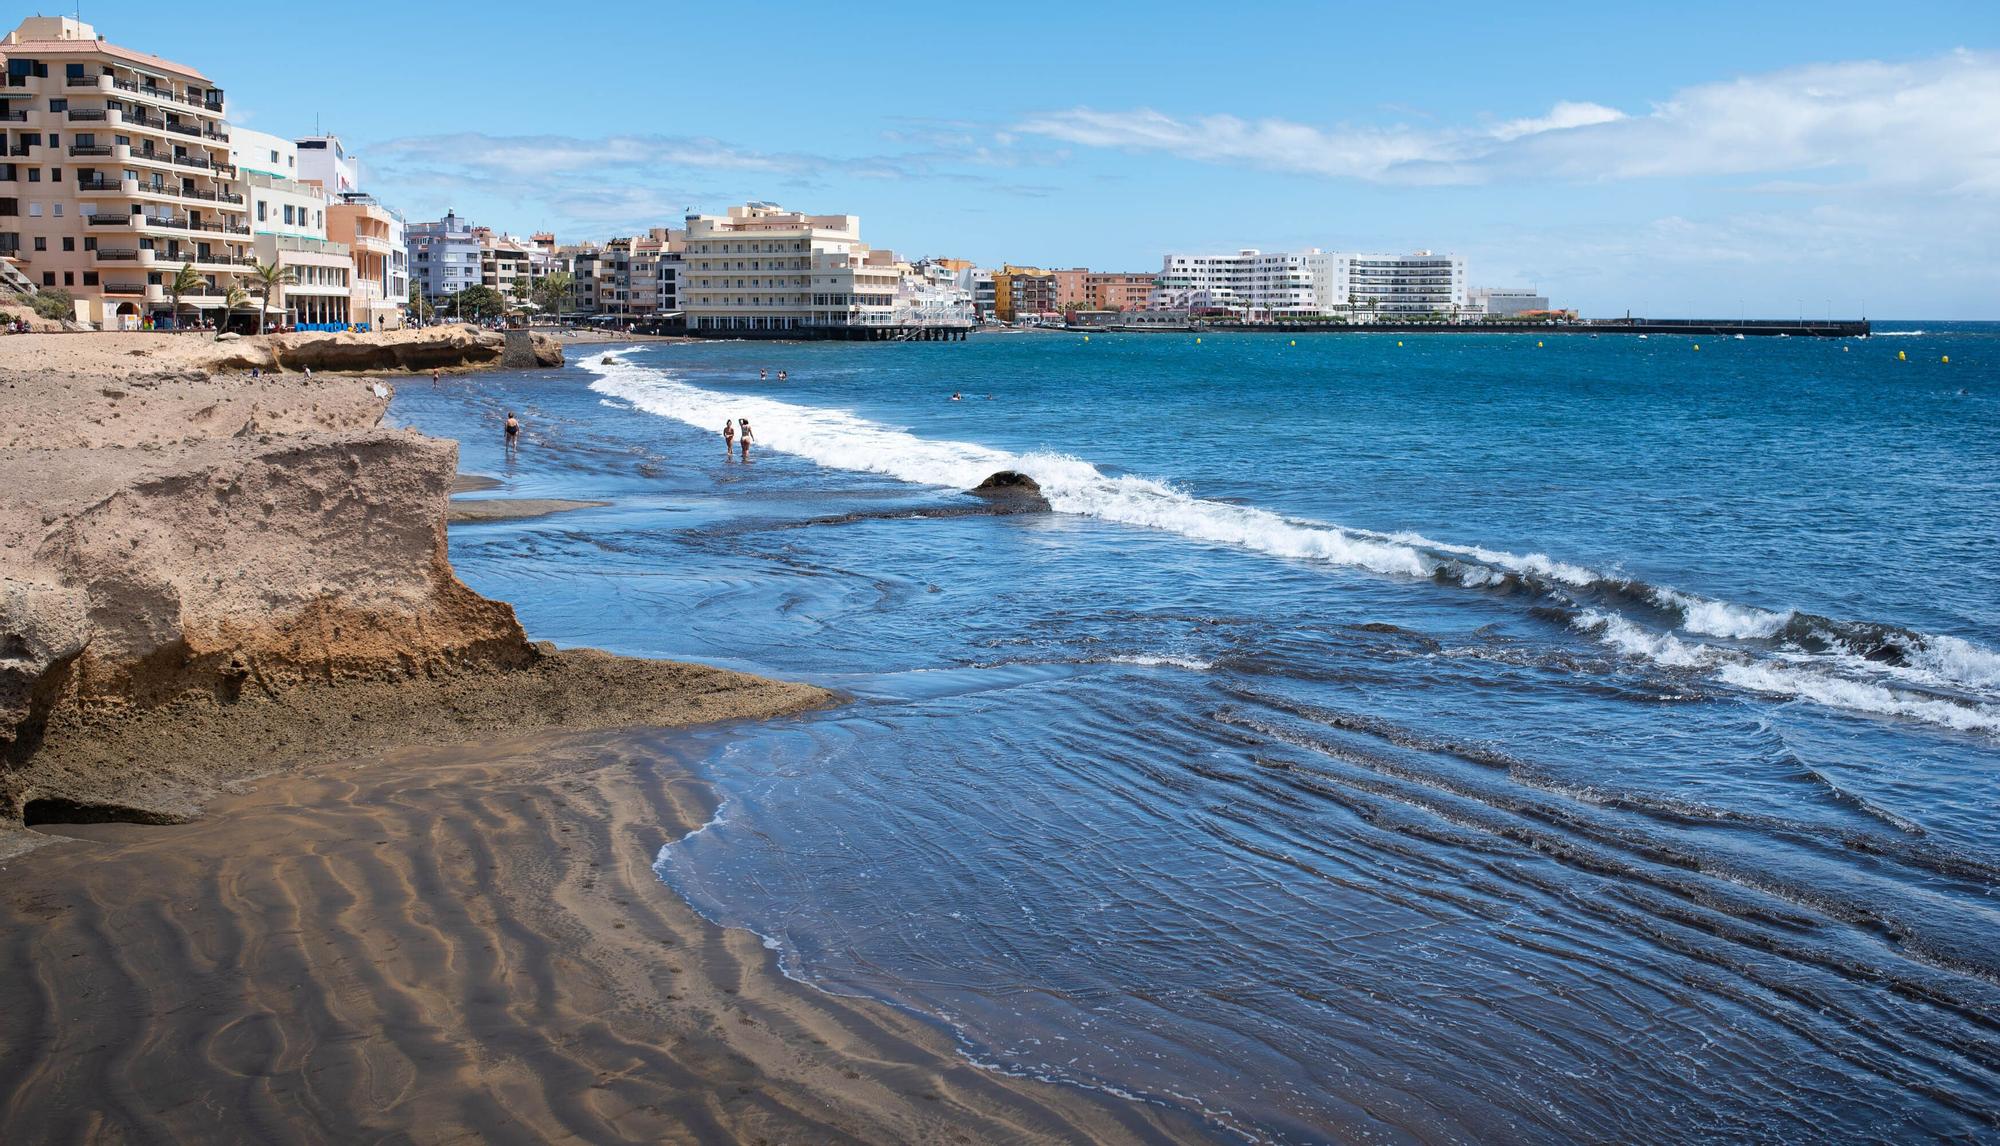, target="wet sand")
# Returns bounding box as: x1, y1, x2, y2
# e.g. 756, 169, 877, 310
0, 725, 1206, 1143
449, 497, 611, 522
